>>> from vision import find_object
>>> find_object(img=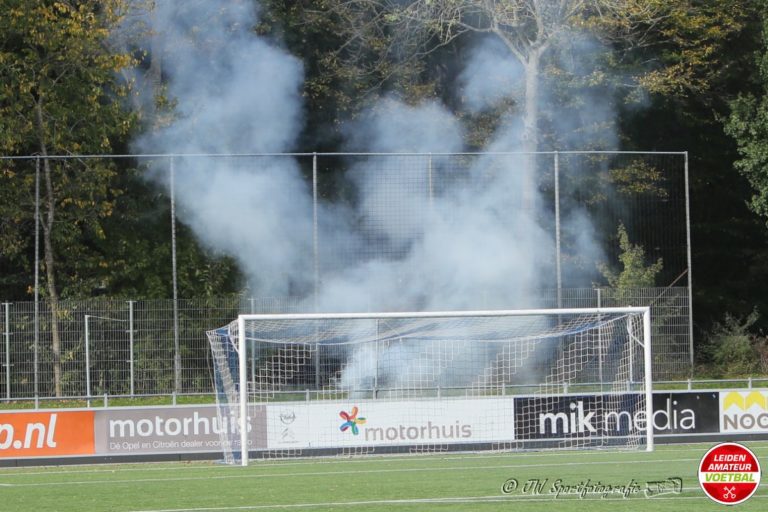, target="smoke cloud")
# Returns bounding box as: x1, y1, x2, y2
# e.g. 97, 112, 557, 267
129, 2, 615, 391
131, 0, 314, 296
457, 37, 524, 113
